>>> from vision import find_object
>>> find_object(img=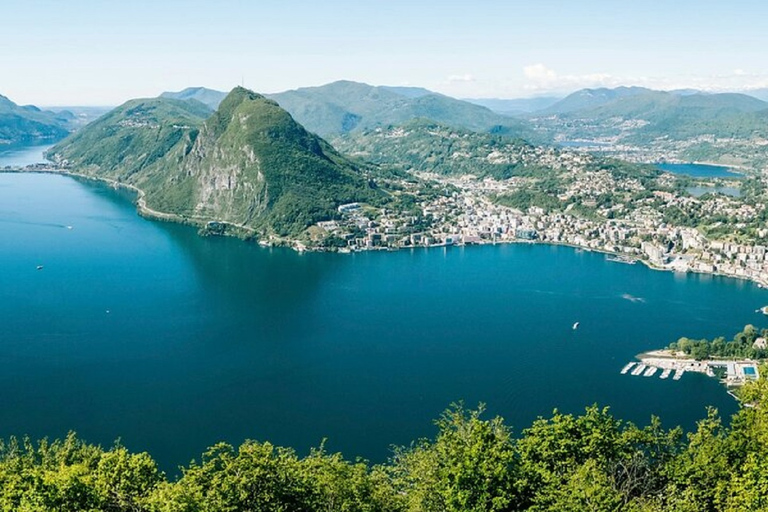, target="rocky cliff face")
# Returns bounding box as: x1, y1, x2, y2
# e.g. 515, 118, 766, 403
50, 88, 380, 237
